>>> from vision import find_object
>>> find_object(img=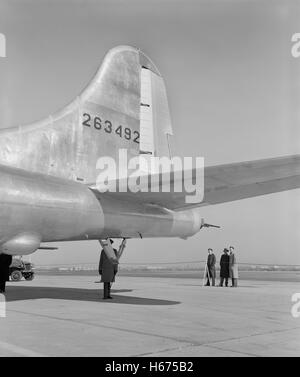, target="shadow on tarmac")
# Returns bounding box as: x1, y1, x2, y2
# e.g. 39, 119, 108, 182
5, 286, 181, 306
